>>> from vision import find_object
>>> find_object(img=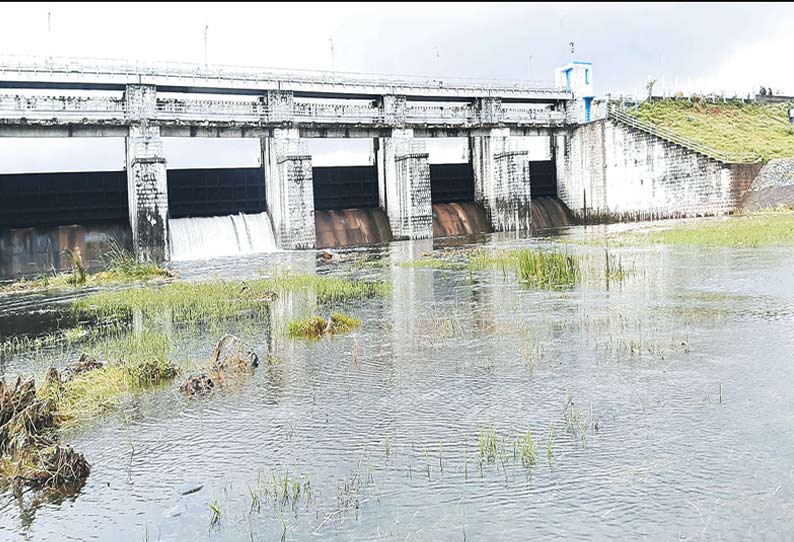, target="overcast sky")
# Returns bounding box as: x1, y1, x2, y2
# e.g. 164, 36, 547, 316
0, 2, 792, 172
